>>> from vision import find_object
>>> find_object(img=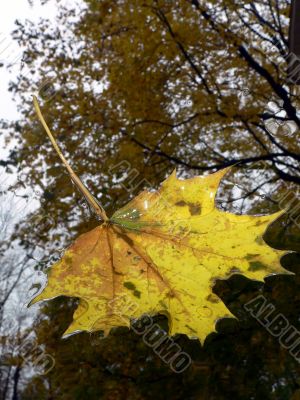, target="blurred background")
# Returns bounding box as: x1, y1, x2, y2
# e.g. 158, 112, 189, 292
0, 0, 300, 399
